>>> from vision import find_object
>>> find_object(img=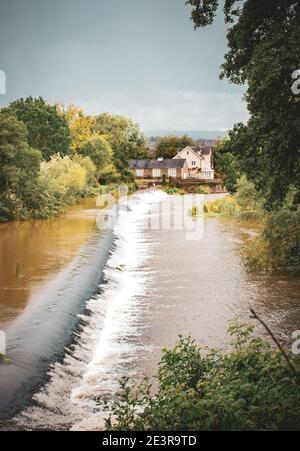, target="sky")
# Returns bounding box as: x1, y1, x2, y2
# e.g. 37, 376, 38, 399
0, 0, 249, 133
